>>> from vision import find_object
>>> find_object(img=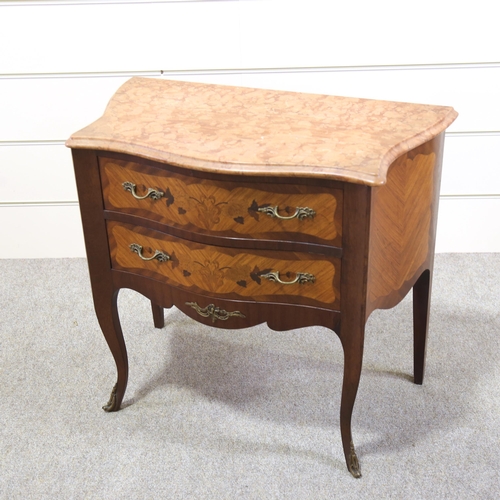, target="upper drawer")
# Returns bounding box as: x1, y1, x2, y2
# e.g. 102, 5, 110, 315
99, 157, 342, 248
